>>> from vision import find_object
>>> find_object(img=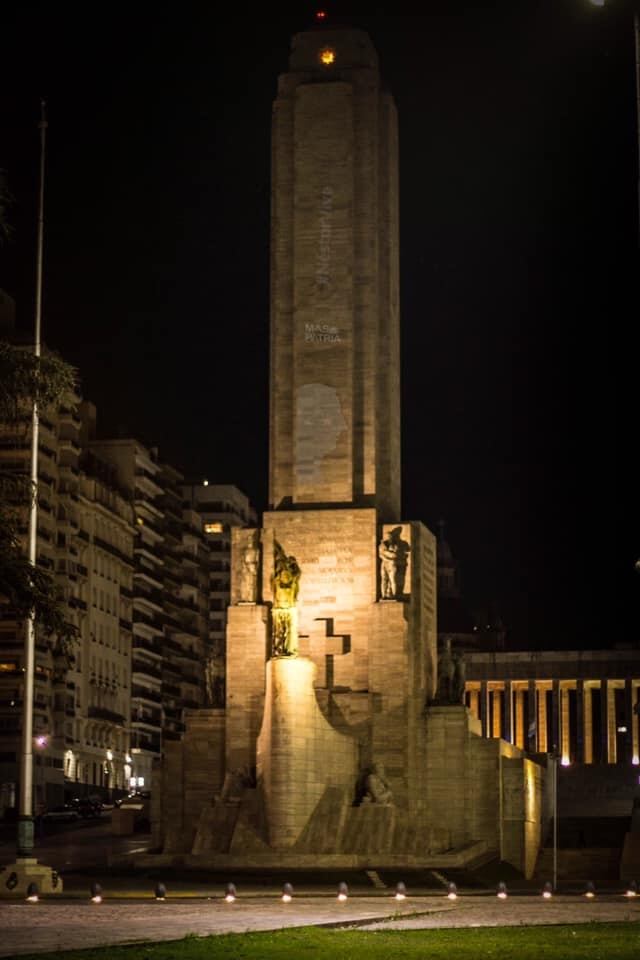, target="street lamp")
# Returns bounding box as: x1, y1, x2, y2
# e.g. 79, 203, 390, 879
4, 103, 61, 896
548, 750, 559, 892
